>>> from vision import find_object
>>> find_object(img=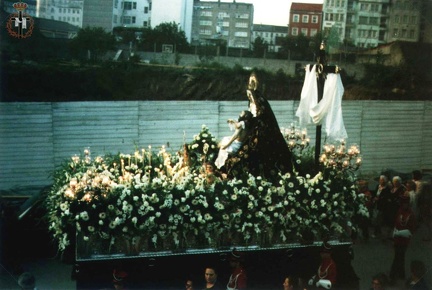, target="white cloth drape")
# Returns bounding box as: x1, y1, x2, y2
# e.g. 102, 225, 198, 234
295, 64, 318, 125
296, 65, 348, 141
